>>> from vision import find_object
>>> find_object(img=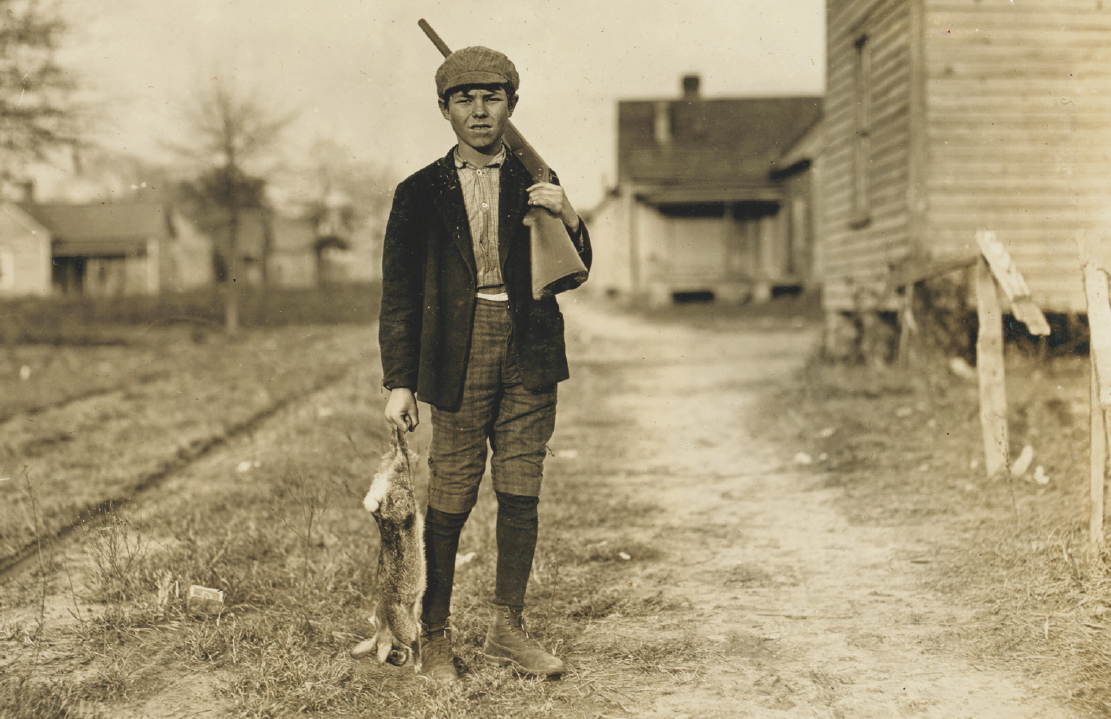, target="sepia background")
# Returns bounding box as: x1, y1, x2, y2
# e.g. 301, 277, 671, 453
58, 0, 825, 207
4, 1, 1111, 717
